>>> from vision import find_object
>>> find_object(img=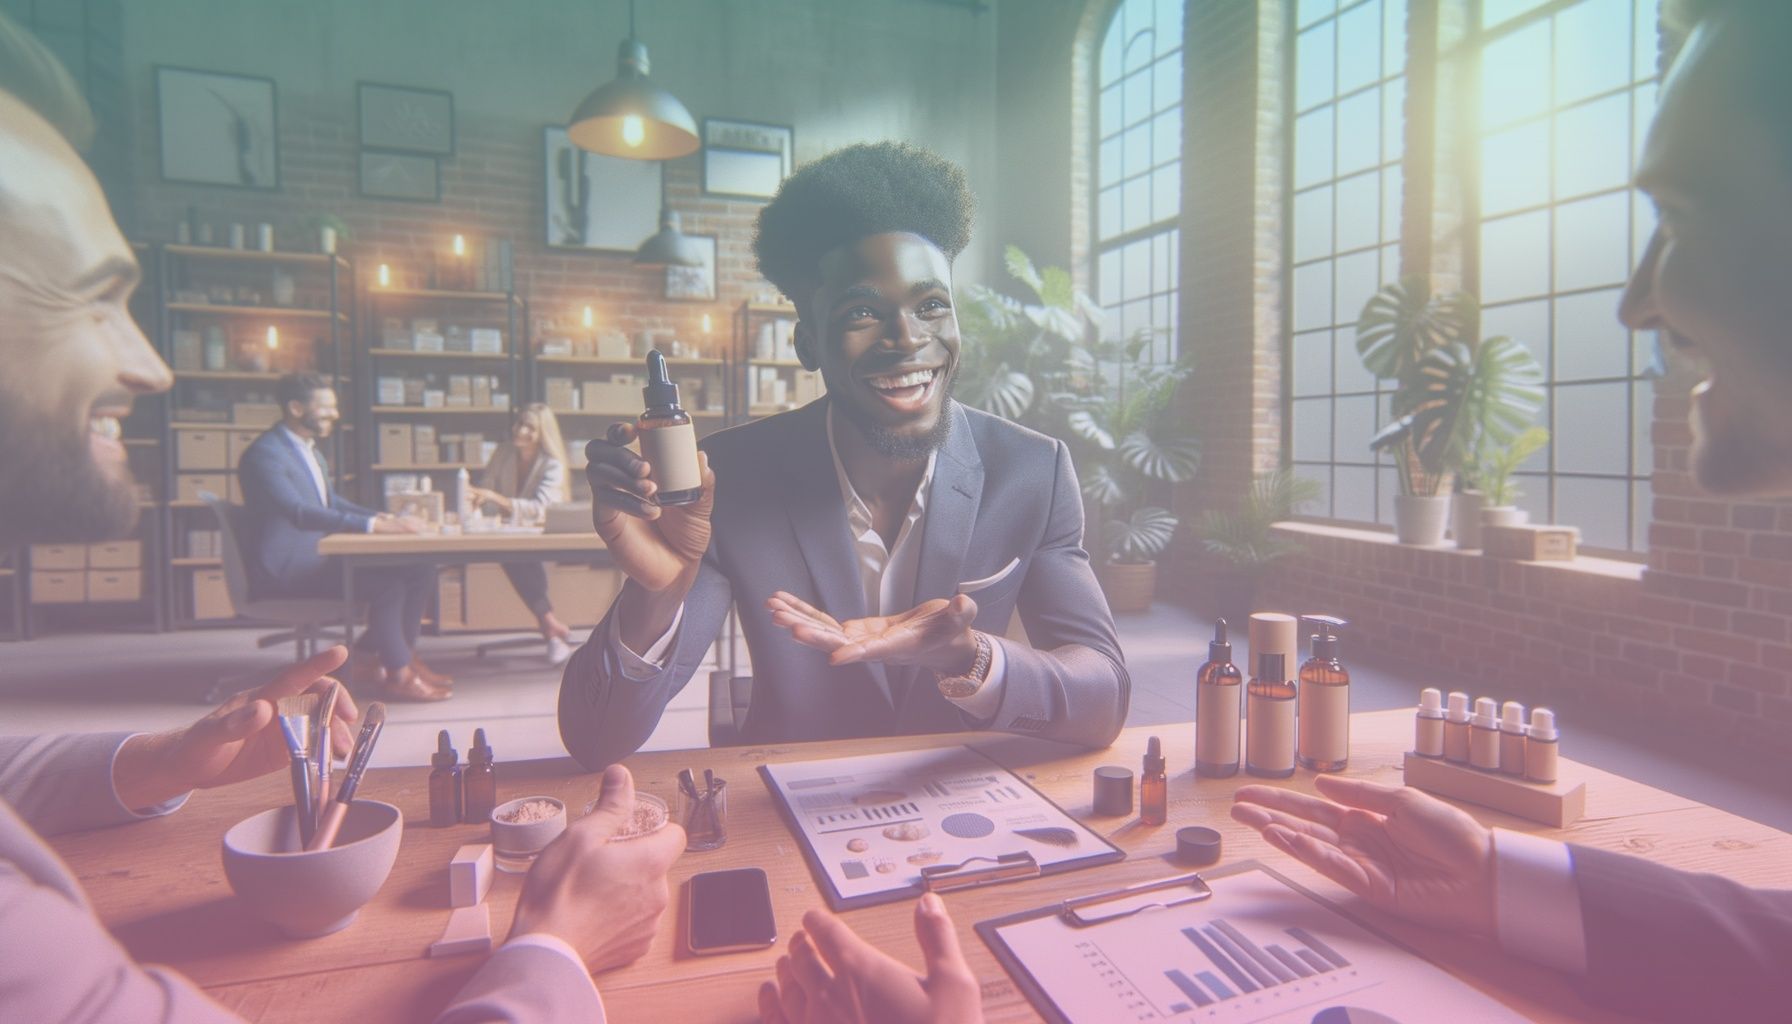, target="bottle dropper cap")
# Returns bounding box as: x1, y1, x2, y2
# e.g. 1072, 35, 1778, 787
1446, 691, 1471, 723
642, 349, 681, 408
432, 729, 458, 768
1500, 701, 1527, 734
1144, 735, 1165, 774
1418, 687, 1445, 719
1209, 618, 1232, 664
1528, 707, 1559, 741
470, 727, 492, 762
1472, 697, 1499, 728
